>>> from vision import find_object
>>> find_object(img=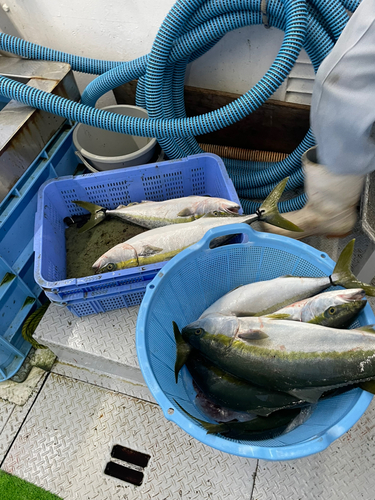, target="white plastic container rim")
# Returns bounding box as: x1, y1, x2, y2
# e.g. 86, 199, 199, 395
72, 104, 157, 170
